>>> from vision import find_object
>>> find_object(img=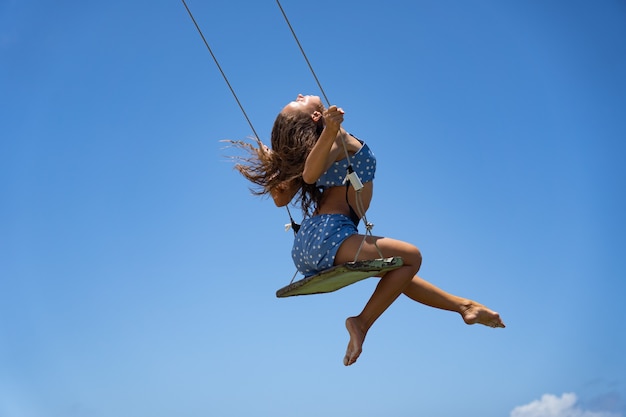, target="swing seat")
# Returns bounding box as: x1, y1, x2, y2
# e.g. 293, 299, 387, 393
276, 257, 404, 298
